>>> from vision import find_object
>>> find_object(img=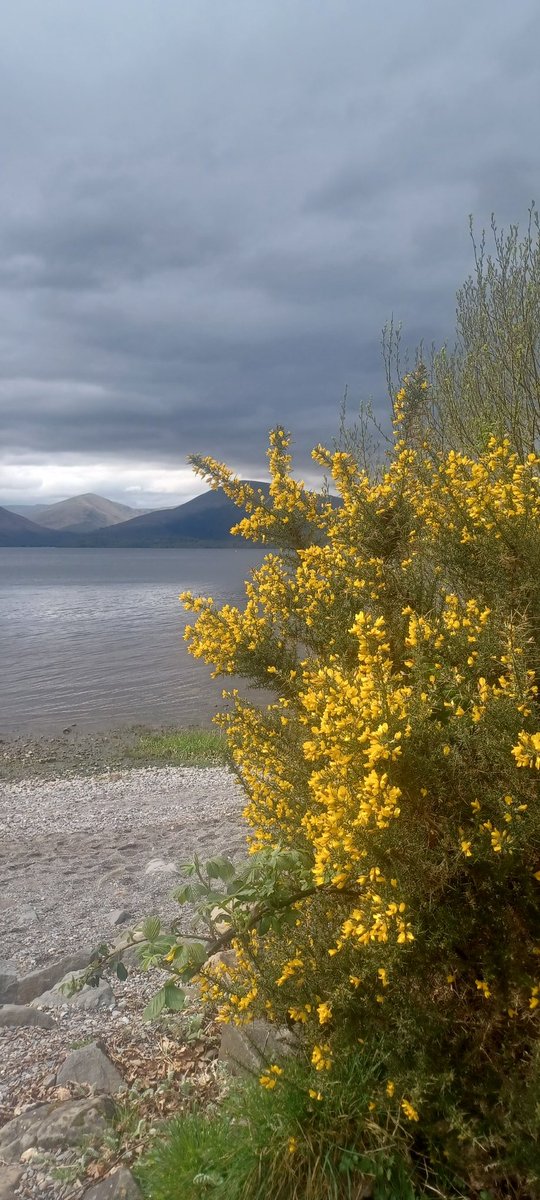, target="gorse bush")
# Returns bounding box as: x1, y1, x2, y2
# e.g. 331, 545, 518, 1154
136, 218, 540, 1198
175, 398, 540, 1194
